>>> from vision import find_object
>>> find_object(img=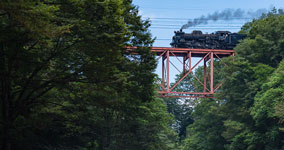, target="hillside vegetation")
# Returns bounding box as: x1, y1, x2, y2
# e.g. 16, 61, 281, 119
0, 1, 283, 150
